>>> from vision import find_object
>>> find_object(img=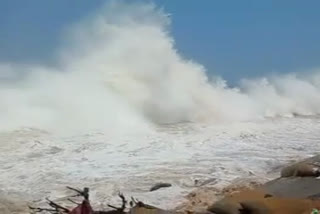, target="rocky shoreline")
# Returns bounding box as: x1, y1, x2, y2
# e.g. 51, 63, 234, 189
2, 155, 320, 214
177, 154, 320, 214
